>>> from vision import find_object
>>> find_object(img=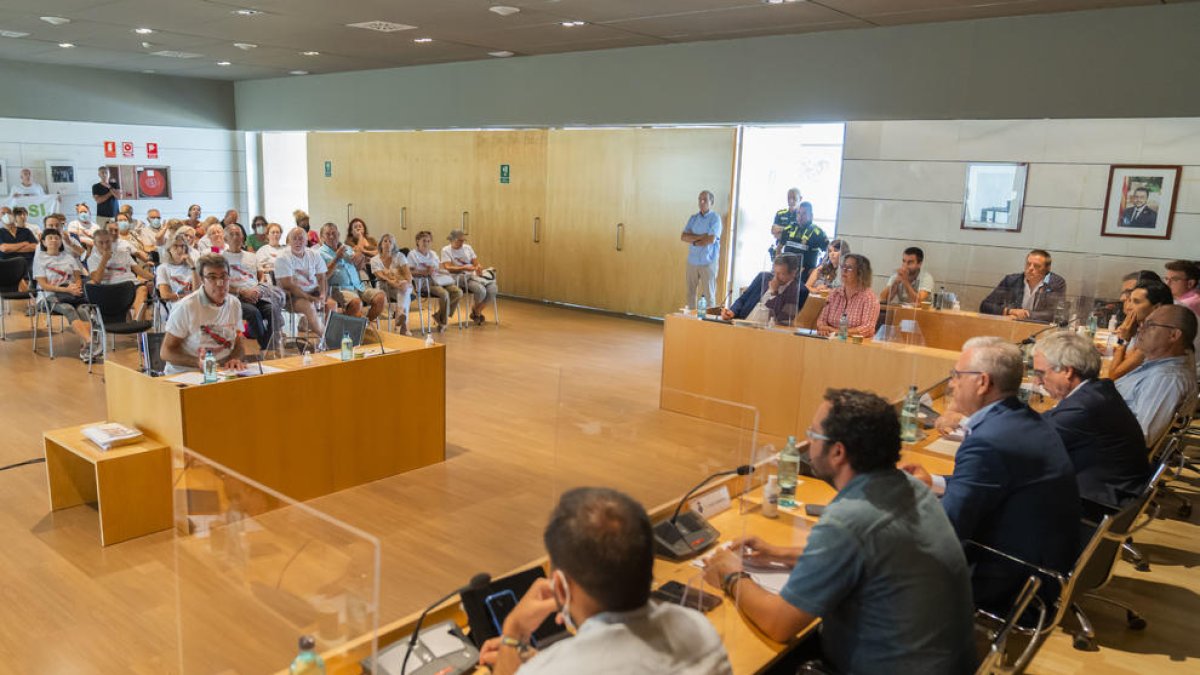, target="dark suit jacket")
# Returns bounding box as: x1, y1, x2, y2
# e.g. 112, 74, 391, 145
729, 271, 808, 325
1043, 379, 1149, 508
942, 397, 1081, 612
1119, 206, 1157, 228
979, 272, 1067, 322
